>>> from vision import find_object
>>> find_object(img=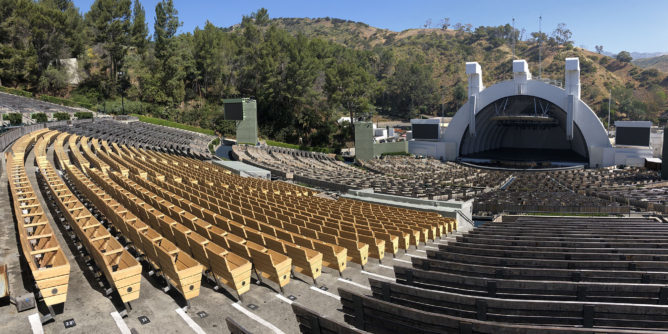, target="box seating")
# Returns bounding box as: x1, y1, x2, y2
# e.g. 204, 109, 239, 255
34, 131, 141, 304
110, 145, 364, 271
59, 137, 205, 301
135, 146, 453, 247
6, 129, 70, 307
106, 169, 301, 289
